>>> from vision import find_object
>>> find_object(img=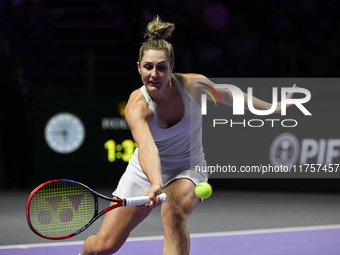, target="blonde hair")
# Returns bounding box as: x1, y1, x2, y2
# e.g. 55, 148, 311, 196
139, 15, 175, 66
